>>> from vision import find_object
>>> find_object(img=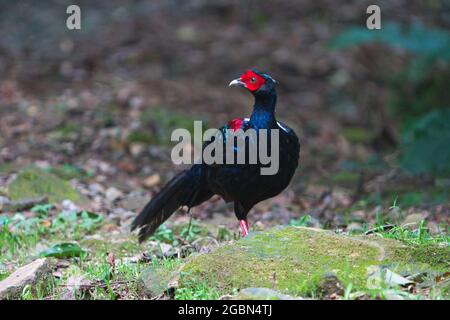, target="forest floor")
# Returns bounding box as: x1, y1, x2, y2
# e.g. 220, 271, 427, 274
0, 1, 448, 300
